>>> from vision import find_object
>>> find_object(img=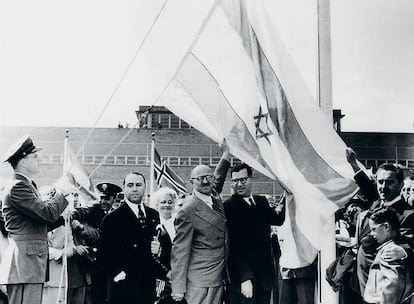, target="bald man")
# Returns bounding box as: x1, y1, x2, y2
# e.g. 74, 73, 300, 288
171, 142, 230, 304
